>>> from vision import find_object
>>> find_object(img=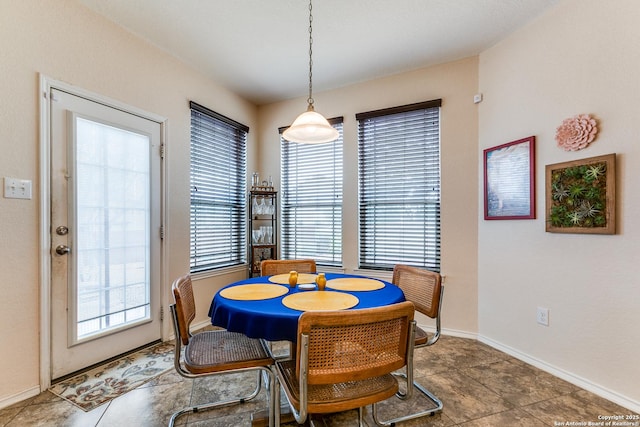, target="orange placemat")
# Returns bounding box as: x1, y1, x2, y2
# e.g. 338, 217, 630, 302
325, 278, 385, 291
269, 273, 318, 285
282, 291, 359, 312
219, 284, 289, 301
